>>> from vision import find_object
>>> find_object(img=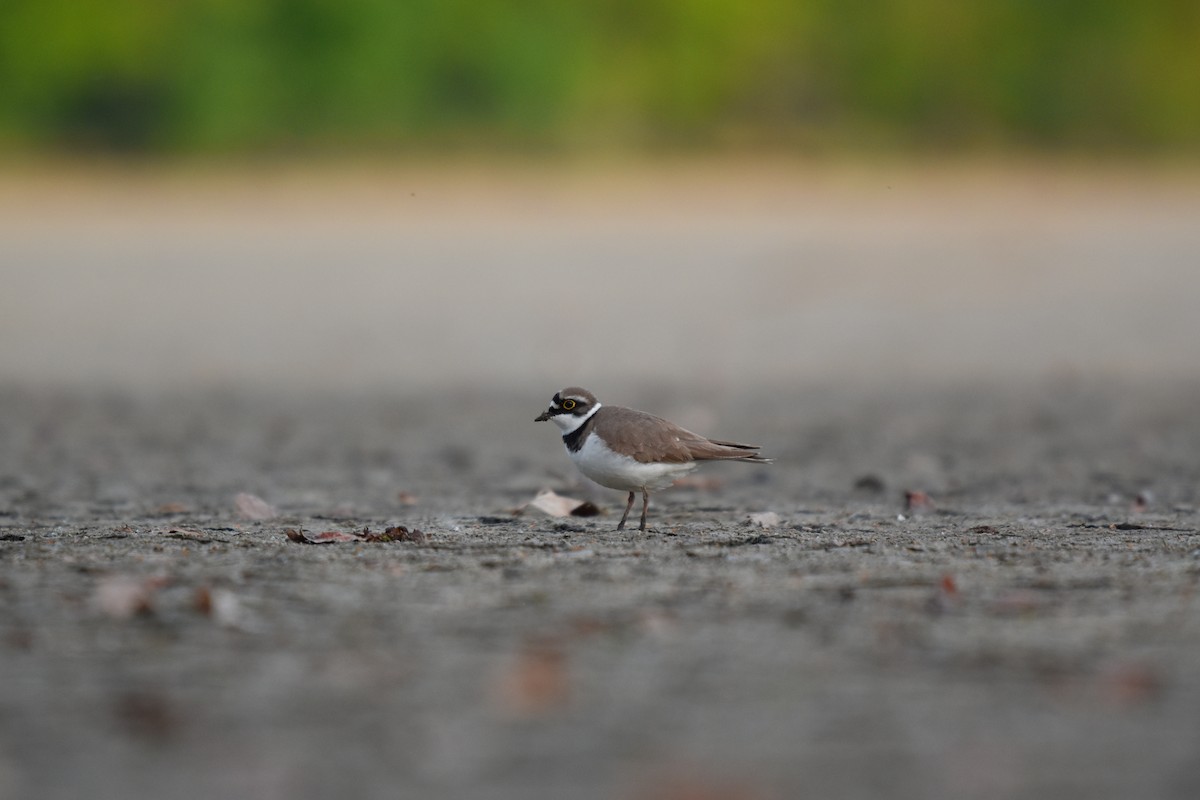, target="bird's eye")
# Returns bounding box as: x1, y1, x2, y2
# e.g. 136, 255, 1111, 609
562, 399, 577, 410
